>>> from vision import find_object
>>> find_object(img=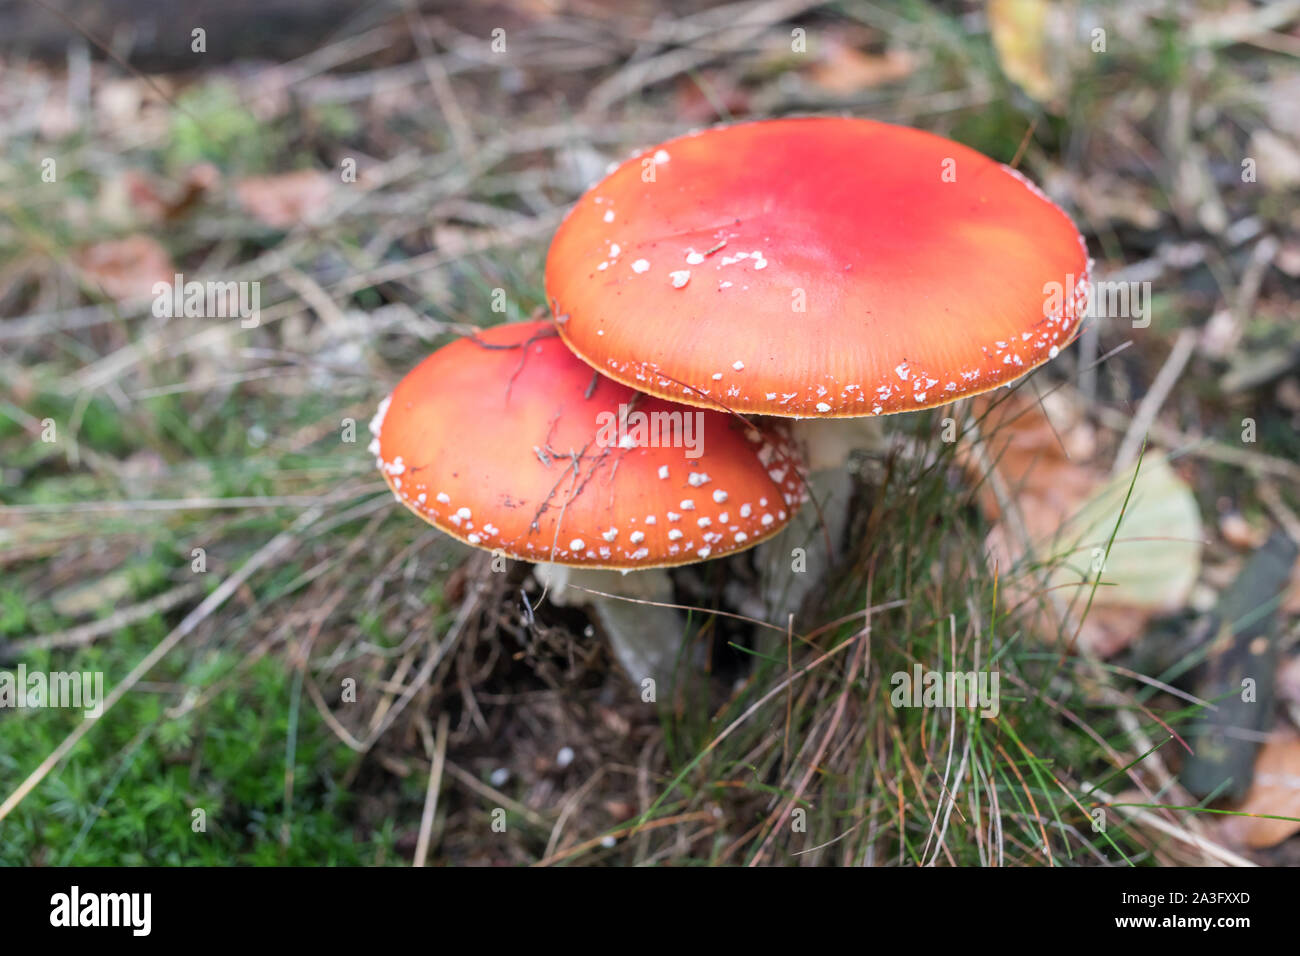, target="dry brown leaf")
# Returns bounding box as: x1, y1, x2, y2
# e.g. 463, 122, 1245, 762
1219, 727, 1300, 849
72, 235, 174, 302
971, 394, 1097, 524
235, 170, 332, 229
105, 164, 220, 225
119, 171, 171, 222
